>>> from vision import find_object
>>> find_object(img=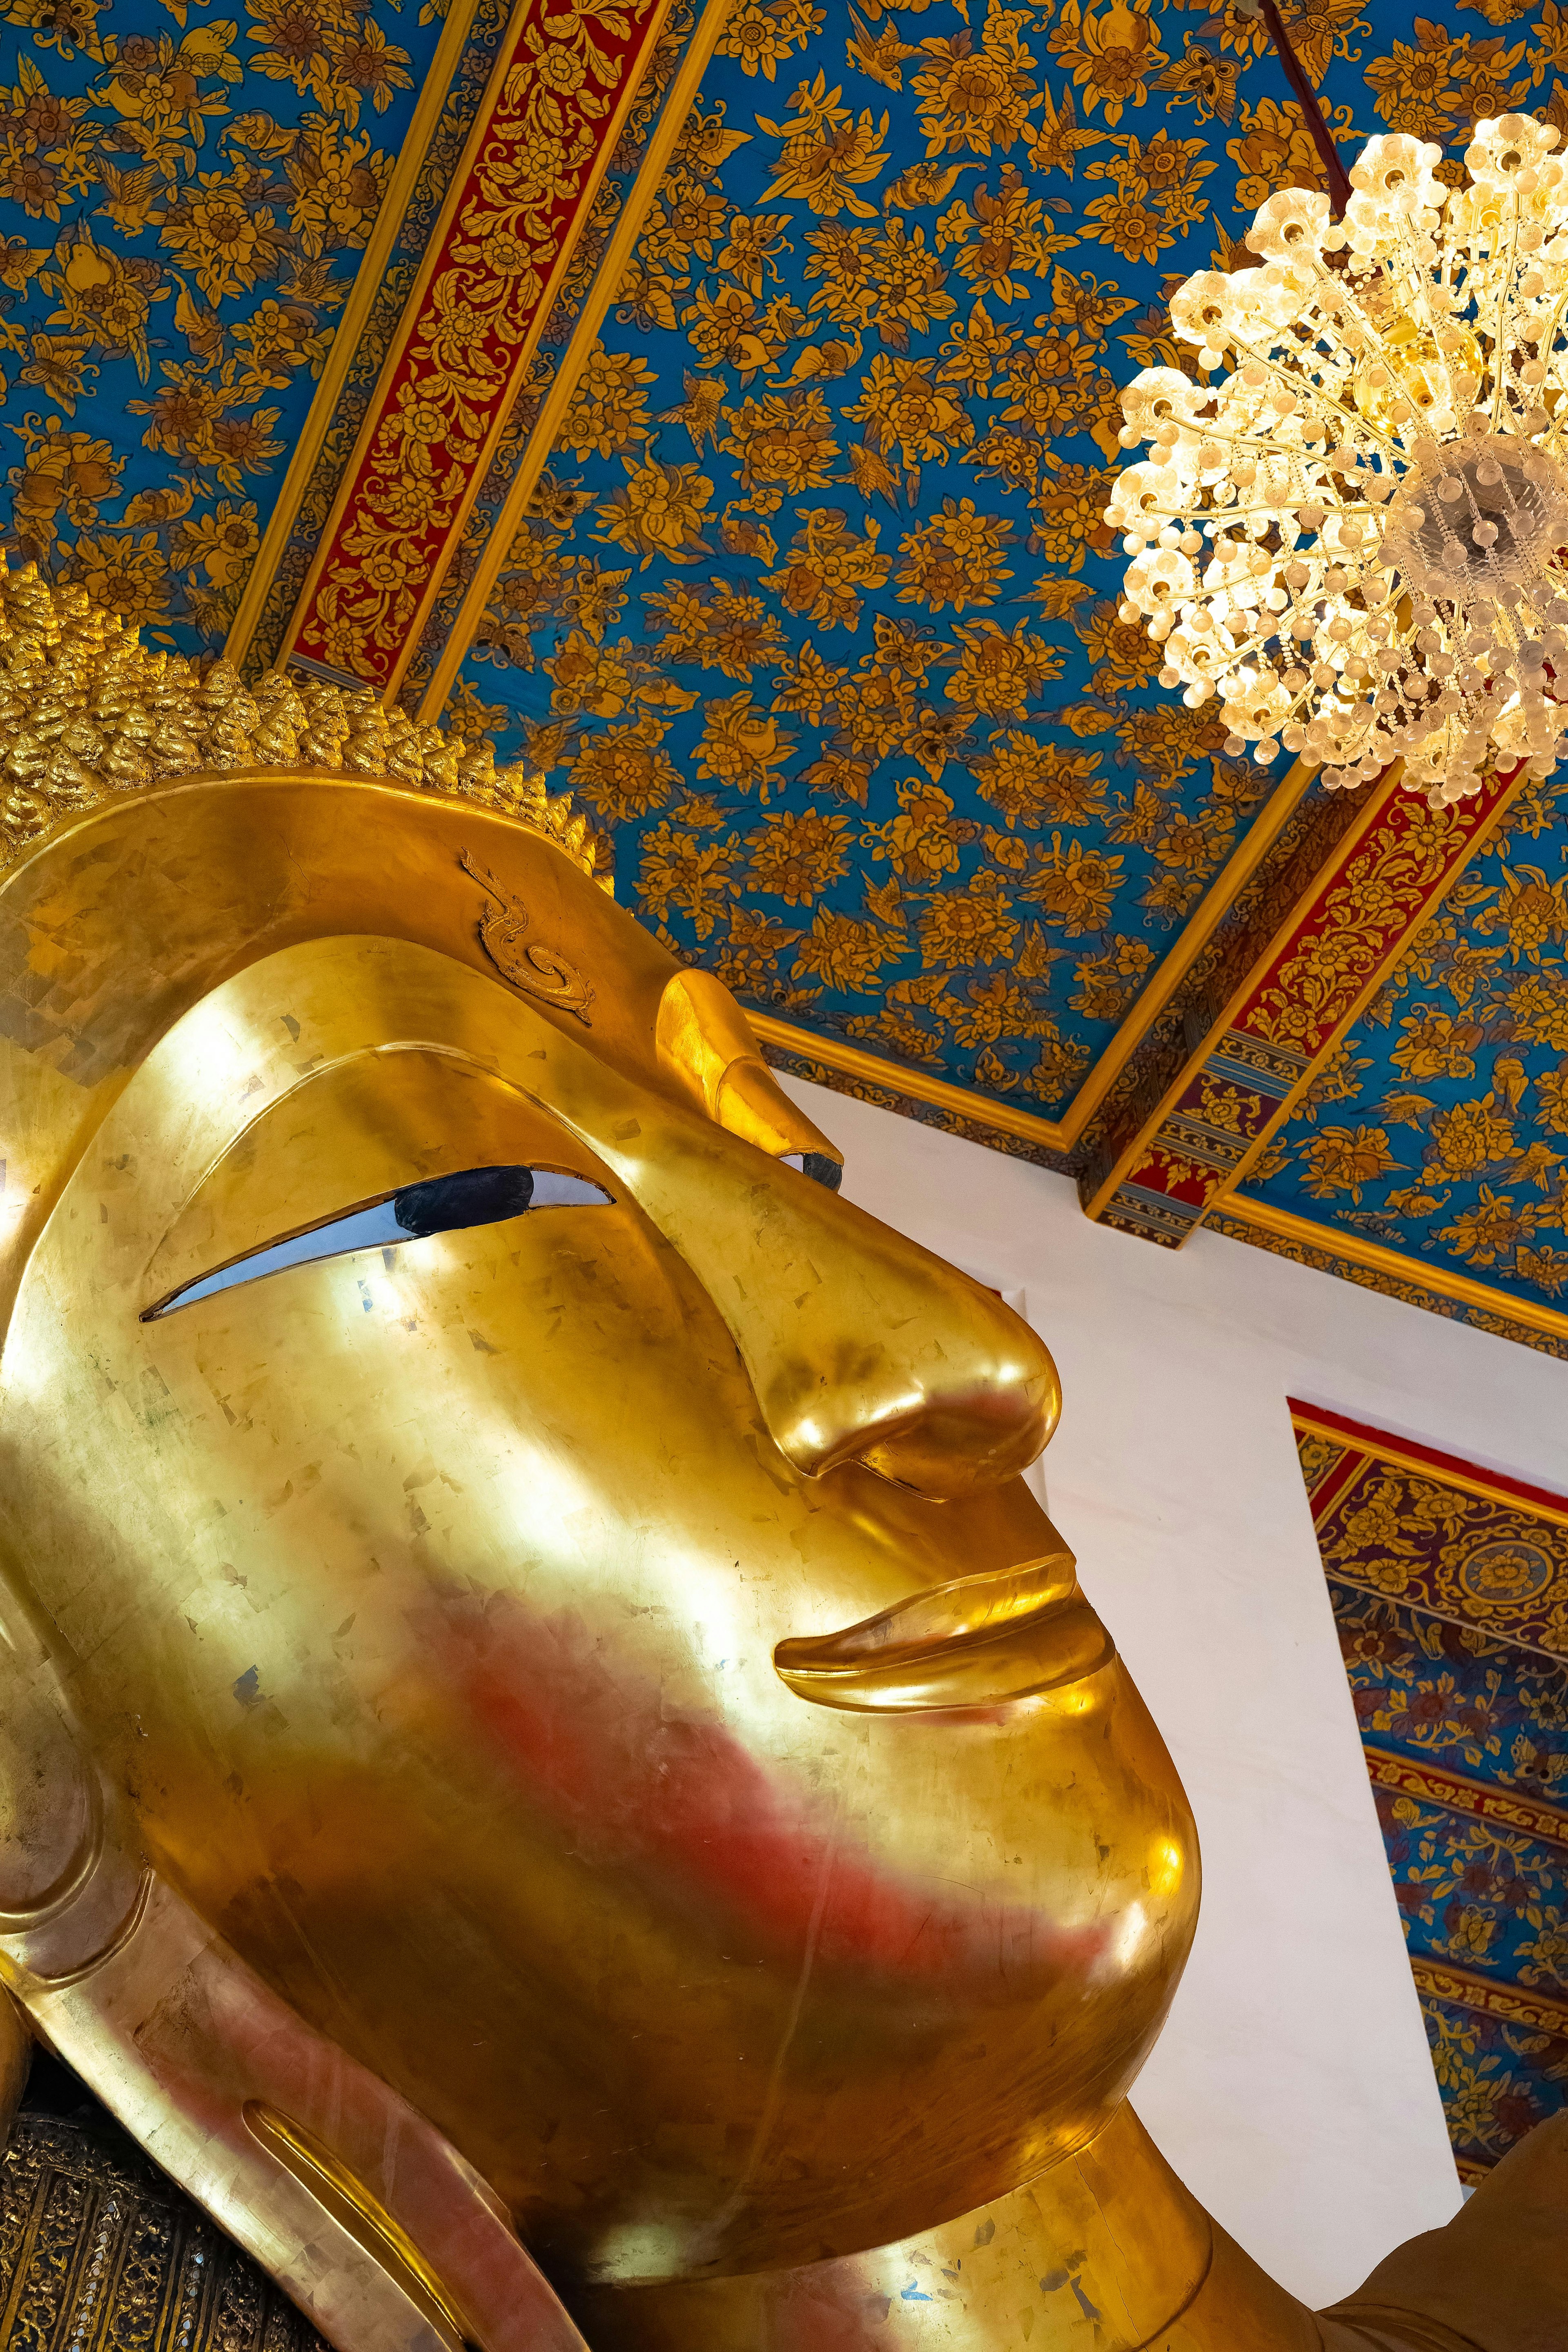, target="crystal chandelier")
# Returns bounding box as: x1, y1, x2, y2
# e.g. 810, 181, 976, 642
1109, 113, 1568, 809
